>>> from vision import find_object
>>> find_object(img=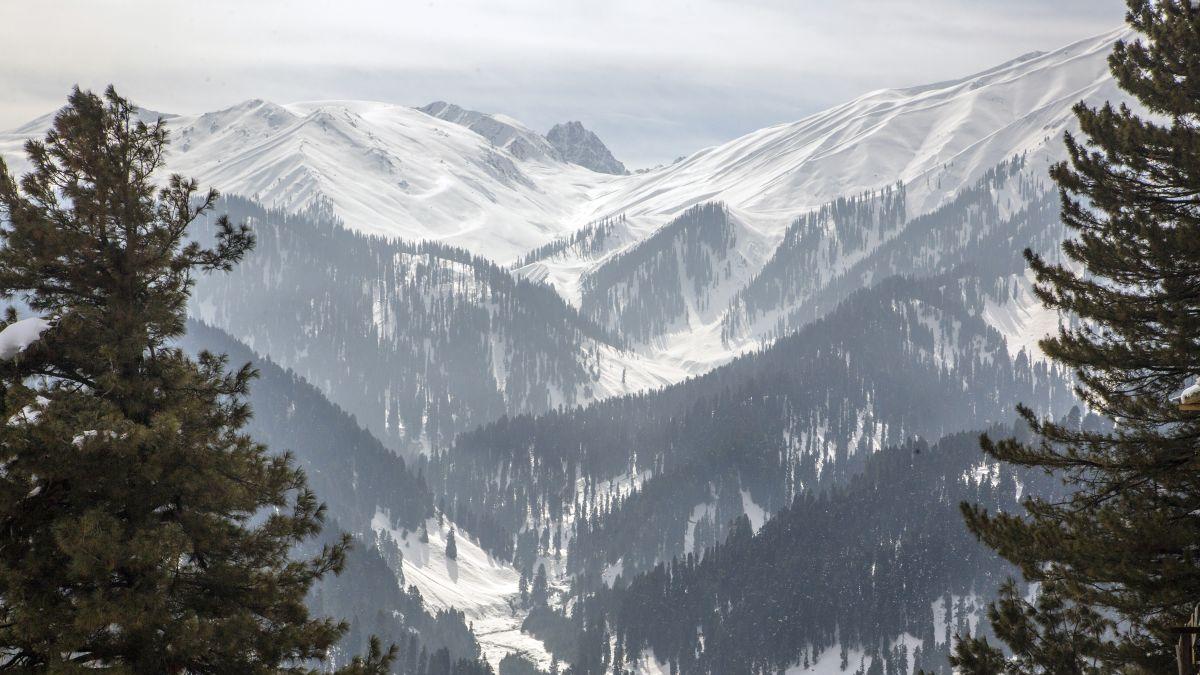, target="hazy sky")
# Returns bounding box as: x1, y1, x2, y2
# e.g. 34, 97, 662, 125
0, 0, 1126, 167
